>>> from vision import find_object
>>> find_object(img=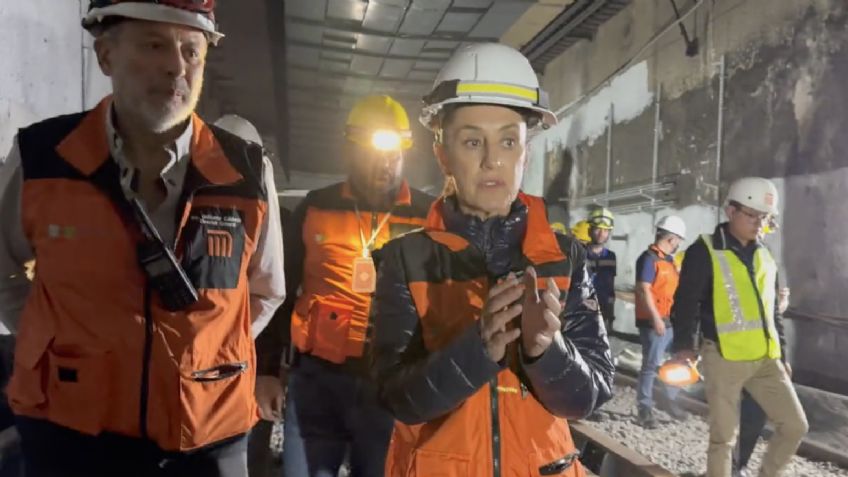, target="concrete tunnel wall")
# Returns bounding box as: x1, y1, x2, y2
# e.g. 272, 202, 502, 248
0, 1, 110, 160
525, 0, 848, 394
